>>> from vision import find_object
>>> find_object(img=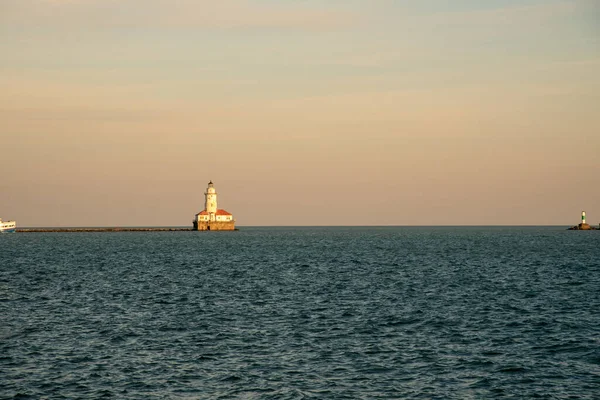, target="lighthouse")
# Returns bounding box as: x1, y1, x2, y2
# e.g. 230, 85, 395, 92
193, 181, 235, 231
568, 210, 596, 230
